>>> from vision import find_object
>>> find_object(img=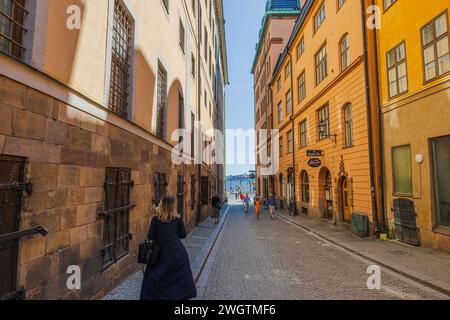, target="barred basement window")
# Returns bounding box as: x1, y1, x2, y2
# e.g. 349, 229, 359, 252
156, 62, 168, 140
177, 175, 185, 217
0, 0, 28, 60
154, 172, 167, 205
108, 0, 133, 119
101, 168, 134, 270
191, 175, 196, 209
200, 176, 209, 205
